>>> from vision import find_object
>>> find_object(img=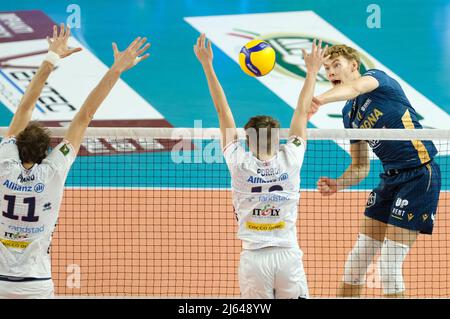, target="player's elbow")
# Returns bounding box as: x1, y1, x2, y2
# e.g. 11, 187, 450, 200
73, 111, 94, 127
